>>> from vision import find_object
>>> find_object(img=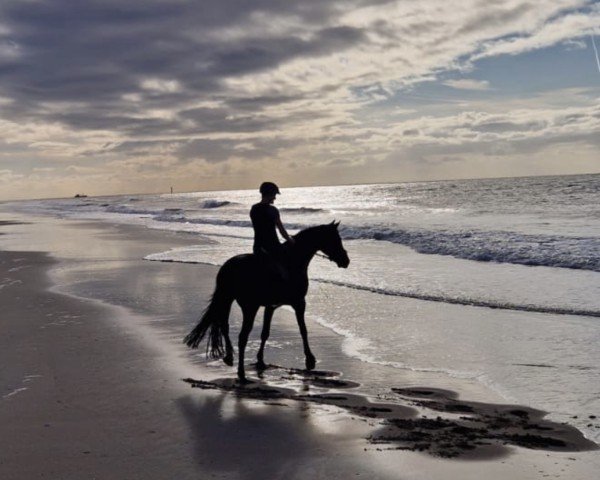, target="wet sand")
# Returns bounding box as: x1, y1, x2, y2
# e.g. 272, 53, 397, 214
0, 213, 598, 479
